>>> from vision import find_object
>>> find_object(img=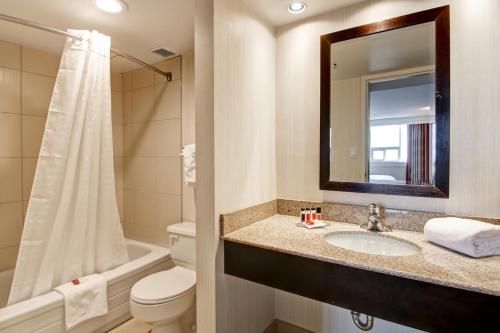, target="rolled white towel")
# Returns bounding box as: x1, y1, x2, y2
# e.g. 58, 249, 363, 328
181, 144, 196, 186
424, 217, 500, 257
